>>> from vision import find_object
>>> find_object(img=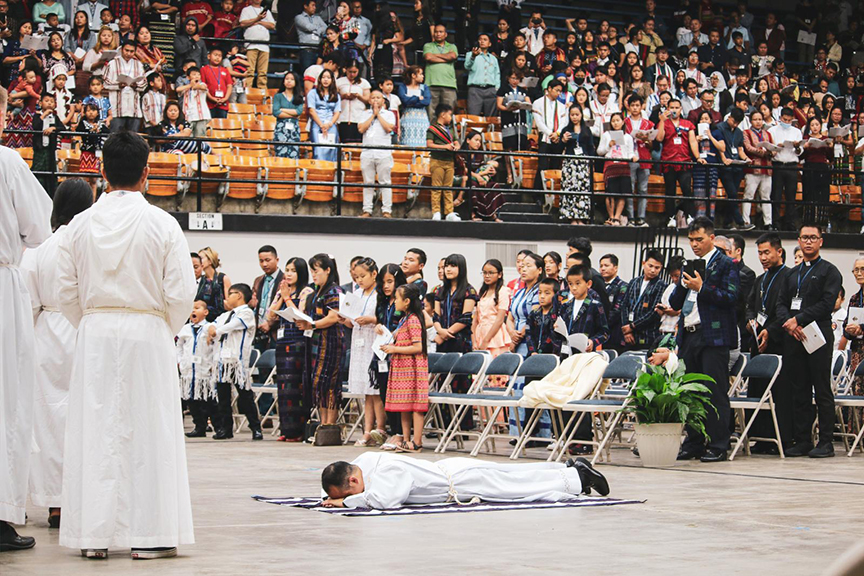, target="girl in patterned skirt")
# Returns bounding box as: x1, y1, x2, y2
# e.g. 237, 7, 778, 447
74, 102, 109, 199
382, 283, 428, 453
